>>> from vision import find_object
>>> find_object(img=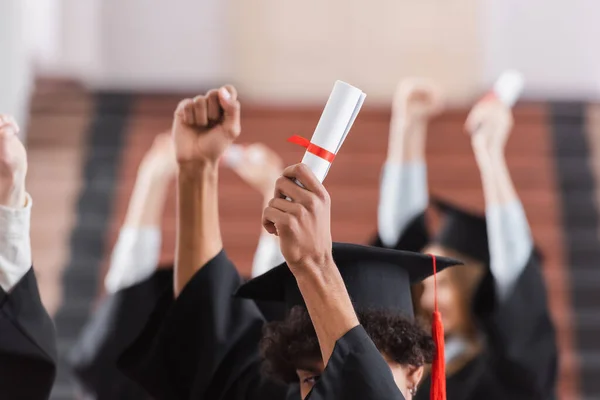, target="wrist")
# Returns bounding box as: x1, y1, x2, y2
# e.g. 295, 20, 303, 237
0, 177, 26, 208
178, 161, 218, 182
474, 146, 504, 165
289, 252, 336, 280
